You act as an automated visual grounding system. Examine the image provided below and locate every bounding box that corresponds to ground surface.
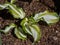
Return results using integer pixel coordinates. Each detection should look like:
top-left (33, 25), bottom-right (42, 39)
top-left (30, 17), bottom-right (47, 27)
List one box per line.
top-left (0, 0), bottom-right (60, 45)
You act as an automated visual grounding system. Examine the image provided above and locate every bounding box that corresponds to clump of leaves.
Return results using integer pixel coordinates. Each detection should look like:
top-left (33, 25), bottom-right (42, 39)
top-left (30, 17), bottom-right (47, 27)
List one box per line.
top-left (0, 0), bottom-right (59, 45)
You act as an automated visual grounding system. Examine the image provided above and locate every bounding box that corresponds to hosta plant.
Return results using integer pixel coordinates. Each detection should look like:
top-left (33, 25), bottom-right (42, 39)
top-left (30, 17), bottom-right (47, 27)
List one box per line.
top-left (0, 0), bottom-right (59, 45)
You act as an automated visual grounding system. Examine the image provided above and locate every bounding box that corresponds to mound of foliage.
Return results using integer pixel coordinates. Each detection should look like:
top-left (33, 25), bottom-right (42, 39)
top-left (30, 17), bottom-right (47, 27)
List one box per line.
top-left (0, 0), bottom-right (59, 45)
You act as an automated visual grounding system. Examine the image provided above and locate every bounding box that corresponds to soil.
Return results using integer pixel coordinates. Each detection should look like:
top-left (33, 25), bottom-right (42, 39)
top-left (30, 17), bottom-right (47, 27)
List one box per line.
top-left (0, 0), bottom-right (60, 45)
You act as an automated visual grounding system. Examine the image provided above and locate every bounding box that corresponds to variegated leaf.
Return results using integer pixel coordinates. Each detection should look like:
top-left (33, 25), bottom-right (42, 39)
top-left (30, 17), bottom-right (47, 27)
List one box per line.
top-left (33, 10), bottom-right (59, 24)
top-left (0, 23), bottom-right (15, 34)
top-left (14, 27), bottom-right (27, 40)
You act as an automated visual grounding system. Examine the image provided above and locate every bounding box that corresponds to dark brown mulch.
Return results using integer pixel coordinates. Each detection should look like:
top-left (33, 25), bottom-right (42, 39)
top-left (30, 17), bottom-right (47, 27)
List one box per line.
top-left (0, 0), bottom-right (60, 45)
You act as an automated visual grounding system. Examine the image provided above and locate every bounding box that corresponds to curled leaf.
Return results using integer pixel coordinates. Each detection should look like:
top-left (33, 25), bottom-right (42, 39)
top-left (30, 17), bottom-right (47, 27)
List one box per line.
top-left (42, 14), bottom-right (59, 24)
top-left (8, 3), bottom-right (25, 19)
top-left (14, 27), bottom-right (27, 40)
top-left (34, 10), bottom-right (59, 24)
top-left (0, 23), bottom-right (15, 34)
top-left (20, 18), bottom-right (32, 35)
top-left (0, 3), bottom-right (25, 19)
top-left (29, 24), bottom-right (41, 42)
